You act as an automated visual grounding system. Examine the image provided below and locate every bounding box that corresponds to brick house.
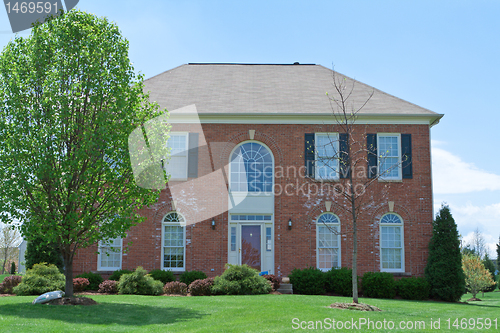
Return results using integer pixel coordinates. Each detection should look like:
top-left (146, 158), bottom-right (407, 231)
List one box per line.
top-left (73, 63), bottom-right (443, 279)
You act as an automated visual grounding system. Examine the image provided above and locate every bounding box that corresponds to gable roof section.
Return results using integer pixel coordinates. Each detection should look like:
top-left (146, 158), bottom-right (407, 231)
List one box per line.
top-left (144, 63), bottom-right (443, 124)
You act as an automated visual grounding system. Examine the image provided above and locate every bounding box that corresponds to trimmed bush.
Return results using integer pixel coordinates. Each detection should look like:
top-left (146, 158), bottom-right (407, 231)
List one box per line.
top-left (109, 269), bottom-right (133, 281)
top-left (362, 272), bottom-right (396, 299)
top-left (13, 263), bottom-right (65, 295)
top-left (325, 267), bottom-right (353, 296)
top-left (212, 264), bottom-right (272, 295)
top-left (396, 277), bottom-right (430, 300)
top-left (75, 272), bottom-right (103, 291)
top-left (117, 267), bottom-right (163, 295)
top-left (262, 274), bottom-right (280, 291)
top-left (188, 278), bottom-right (214, 296)
top-left (163, 281), bottom-right (187, 295)
top-left (180, 270), bottom-right (207, 286)
top-left (98, 280), bottom-right (118, 294)
top-left (1, 275), bottom-right (22, 294)
top-left (289, 267), bottom-right (325, 295)
top-left (149, 269), bottom-right (175, 284)
top-left (73, 278), bottom-right (90, 292)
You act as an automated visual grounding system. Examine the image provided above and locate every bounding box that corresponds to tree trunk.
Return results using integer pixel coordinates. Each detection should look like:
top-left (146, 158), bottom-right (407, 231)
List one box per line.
top-left (63, 252), bottom-right (74, 297)
top-left (352, 212), bottom-right (358, 303)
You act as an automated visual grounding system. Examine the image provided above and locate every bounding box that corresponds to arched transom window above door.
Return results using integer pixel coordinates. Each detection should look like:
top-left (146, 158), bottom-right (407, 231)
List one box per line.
top-left (230, 142), bottom-right (273, 192)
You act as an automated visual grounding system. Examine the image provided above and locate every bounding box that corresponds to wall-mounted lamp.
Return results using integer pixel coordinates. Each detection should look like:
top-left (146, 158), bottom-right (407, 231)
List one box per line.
top-left (288, 219), bottom-right (292, 230)
top-left (211, 218), bottom-right (216, 230)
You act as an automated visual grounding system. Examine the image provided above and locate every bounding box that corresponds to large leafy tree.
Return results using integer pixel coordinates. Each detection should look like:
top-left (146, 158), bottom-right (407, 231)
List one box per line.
top-left (0, 11), bottom-right (166, 296)
top-left (425, 204), bottom-right (465, 301)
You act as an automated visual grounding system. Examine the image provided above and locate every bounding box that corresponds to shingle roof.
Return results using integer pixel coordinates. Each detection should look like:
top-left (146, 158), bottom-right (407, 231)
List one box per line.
top-left (144, 63), bottom-right (439, 116)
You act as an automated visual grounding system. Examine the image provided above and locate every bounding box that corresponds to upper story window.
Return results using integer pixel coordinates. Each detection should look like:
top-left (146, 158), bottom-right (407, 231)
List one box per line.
top-left (317, 213), bottom-right (341, 271)
top-left (98, 237), bottom-right (122, 271)
top-left (378, 134), bottom-right (401, 180)
top-left (380, 213), bottom-right (404, 272)
top-left (315, 133), bottom-right (339, 180)
top-left (162, 212), bottom-right (186, 271)
top-left (164, 133), bottom-right (188, 180)
top-left (230, 142), bottom-right (273, 193)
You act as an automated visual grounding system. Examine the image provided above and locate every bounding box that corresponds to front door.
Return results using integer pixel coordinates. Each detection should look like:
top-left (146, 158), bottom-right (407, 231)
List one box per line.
top-left (241, 225), bottom-right (261, 271)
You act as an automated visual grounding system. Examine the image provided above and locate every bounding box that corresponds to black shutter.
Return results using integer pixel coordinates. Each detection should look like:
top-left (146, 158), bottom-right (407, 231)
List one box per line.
top-left (339, 133), bottom-right (350, 179)
top-left (304, 133), bottom-right (315, 178)
top-left (401, 134), bottom-right (412, 179)
top-left (187, 133), bottom-right (199, 178)
top-left (367, 134), bottom-right (377, 178)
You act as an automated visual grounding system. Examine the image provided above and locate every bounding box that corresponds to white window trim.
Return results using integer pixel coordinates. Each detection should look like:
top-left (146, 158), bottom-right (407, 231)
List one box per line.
top-left (228, 140), bottom-right (275, 194)
top-left (164, 132), bottom-right (189, 181)
top-left (97, 237), bottom-right (123, 271)
top-left (379, 213), bottom-right (405, 273)
top-left (316, 213), bottom-right (341, 271)
top-left (161, 212), bottom-right (186, 272)
top-left (314, 133), bottom-right (339, 181)
top-left (377, 133), bottom-right (402, 180)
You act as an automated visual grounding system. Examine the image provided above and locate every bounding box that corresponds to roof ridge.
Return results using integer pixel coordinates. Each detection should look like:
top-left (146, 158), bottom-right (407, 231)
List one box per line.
top-left (187, 62), bottom-right (316, 66)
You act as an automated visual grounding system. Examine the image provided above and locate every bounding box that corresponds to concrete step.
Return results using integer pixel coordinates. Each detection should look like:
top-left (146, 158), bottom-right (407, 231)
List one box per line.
top-left (277, 283), bottom-right (293, 294)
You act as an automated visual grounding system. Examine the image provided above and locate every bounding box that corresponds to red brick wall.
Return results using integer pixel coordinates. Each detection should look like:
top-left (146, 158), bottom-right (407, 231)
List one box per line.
top-left (73, 123), bottom-right (433, 279)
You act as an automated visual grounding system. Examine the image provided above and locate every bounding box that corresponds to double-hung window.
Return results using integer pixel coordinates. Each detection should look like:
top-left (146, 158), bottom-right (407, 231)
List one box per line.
top-left (377, 134), bottom-right (401, 180)
top-left (162, 212), bottom-right (186, 271)
top-left (317, 213), bottom-right (341, 270)
top-left (315, 133), bottom-right (339, 180)
top-left (165, 133), bottom-right (189, 180)
top-left (380, 213), bottom-right (404, 272)
top-left (98, 237), bottom-right (122, 271)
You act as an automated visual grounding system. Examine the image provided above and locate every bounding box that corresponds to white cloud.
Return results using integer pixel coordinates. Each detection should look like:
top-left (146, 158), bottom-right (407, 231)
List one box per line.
top-left (432, 143), bottom-right (500, 194)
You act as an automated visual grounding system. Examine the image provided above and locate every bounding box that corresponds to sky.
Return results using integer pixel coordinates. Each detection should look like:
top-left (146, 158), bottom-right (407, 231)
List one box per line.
top-left (1, 0), bottom-right (499, 256)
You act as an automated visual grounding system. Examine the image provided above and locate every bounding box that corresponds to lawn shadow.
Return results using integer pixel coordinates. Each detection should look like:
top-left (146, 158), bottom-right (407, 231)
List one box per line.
top-left (0, 300), bottom-right (206, 326)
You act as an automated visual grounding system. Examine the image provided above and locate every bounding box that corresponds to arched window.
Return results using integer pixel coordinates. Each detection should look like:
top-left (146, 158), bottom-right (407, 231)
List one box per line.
top-left (162, 212), bottom-right (186, 271)
top-left (380, 213), bottom-right (404, 272)
top-left (230, 142), bottom-right (273, 192)
top-left (317, 213), bottom-right (340, 270)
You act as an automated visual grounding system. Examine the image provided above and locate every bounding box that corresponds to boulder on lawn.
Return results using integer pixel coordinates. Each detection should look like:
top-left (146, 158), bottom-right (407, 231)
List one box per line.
top-left (32, 291), bottom-right (65, 304)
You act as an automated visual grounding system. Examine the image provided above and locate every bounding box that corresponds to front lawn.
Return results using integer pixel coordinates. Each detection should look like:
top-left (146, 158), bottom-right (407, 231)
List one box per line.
top-left (0, 292), bottom-right (498, 332)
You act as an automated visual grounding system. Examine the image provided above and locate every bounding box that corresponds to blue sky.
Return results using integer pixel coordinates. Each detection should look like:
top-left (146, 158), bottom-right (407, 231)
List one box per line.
top-left (1, 0), bottom-right (499, 255)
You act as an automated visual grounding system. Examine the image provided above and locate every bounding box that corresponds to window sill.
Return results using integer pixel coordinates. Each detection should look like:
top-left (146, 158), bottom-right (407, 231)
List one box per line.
top-left (378, 178), bottom-right (402, 183)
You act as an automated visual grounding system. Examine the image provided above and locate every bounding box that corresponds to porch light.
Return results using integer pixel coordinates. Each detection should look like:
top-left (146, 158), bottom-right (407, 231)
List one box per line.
top-left (288, 219), bottom-right (292, 230)
top-left (211, 218), bottom-right (216, 230)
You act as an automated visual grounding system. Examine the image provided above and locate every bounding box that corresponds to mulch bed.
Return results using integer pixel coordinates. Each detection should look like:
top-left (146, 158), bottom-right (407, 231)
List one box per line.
top-left (329, 302), bottom-right (382, 311)
top-left (466, 297), bottom-right (482, 302)
top-left (47, 297), bottom-right (98, 306)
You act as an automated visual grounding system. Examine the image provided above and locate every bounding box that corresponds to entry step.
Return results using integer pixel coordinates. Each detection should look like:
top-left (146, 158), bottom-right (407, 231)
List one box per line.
top-left (277, 283), bottom-right (293, 294)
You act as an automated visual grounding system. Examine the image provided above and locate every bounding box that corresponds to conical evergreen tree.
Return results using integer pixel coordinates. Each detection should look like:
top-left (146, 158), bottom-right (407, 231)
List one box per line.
top-left (425, 204), bottom-right (465, 301)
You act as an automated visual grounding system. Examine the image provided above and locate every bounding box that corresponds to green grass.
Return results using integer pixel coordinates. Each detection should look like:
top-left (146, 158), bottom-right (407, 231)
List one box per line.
top-left (0, 292), bottom-right (498, 332)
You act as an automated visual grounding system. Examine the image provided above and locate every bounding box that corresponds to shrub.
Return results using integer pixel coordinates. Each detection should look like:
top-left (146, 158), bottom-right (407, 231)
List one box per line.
top-left (10, 262), bottom-right (16, 274)
top-left (163, 281), bottom-right (187, 295)
top-left (25, 237), bottom-right (64, 271)
top-left (262, 274), bottom-right (280, 291)
top-left (180, 270), bottom-right (207, 286)
top-left (75, 272), bottom-right (103, 291)
top-left (1, 275), bottom-right (22, 294)
top-left (212, 264), bottom-right (272, 295)
top-left (289, 267), bottom-right (325, 295)
top-left (109, 269), bottom-right (133, 281)
top-left (188, 277), bottom-right (214, 296)
top-left (13, 263), bottom-right (65, 295)
top-left (396, 277), bottom-right (430, 300)
top-left (117, 267), bottom-right (163, 295)
top-left (0, 282), bottom-right (4, 293)
top-left (72, 278), bottom-right (90, 292)
top-left (325, 267), bottom-right (353, 296)
top-left (149, 269), bottom-right (175, 284)
top-left (425, 205), bottom-right (465, 302)
top-left (362, 272), bottom-right (396, 299)
top-left (98, 280), bottom-right (118, 294)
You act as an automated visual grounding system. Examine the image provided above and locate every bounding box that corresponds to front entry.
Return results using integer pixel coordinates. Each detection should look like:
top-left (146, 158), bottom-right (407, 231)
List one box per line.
top-left (227, 215), bottom-right (274, 274)
top-left (241, 225), bottom-right (261, 271)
